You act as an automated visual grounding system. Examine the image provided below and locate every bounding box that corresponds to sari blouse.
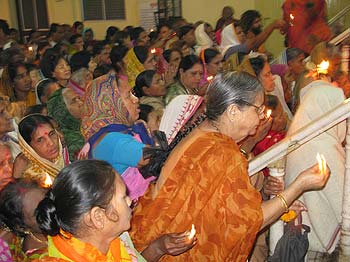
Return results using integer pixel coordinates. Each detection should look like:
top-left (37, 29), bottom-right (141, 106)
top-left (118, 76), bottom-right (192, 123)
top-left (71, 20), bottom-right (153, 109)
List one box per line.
top-left (131, 128), bottom-right (263, 261)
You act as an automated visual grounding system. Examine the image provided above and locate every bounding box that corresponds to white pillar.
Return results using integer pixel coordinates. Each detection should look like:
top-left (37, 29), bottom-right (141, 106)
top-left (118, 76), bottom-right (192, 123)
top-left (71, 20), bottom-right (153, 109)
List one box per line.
top-left (339, 117), bottom-right (350, 261)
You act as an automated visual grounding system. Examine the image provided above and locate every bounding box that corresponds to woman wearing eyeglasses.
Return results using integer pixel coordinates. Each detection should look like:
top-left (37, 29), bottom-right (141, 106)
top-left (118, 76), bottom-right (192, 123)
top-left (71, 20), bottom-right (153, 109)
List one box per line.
top-left (131, 72), bottom-right (329, 261)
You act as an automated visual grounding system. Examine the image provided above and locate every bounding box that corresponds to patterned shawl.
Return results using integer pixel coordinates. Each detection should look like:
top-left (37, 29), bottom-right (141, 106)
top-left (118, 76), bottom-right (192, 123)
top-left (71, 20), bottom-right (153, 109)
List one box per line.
top-left (18, 115), bottom-right (65, 185)
top-left (81, 73), bottom-right (133, 140)
top-left (47, 88), bottom-right (85, 162)
top-left (159, 95), bottom-right (203, 144)
top-left (125, 48), bottom-right (145, 88)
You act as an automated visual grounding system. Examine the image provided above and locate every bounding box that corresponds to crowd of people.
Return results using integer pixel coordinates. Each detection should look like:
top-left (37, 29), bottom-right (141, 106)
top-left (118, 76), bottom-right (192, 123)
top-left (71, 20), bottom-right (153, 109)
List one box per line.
top-left (0, 0), bottom-right (349, 261)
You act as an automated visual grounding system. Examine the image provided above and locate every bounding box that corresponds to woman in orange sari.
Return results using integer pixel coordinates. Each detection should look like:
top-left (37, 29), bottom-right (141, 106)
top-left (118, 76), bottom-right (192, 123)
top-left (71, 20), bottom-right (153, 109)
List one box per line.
top-left (131, 72), bottom-right (330, 261)
top-left (35, 160), bottom-right (196, 262)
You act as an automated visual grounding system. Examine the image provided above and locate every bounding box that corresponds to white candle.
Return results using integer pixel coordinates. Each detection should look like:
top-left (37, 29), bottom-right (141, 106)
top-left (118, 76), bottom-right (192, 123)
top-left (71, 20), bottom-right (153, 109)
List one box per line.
top-left (316, 153), bottom-right (327, 175)
top-left (188, 224), bottom-right (196, 239)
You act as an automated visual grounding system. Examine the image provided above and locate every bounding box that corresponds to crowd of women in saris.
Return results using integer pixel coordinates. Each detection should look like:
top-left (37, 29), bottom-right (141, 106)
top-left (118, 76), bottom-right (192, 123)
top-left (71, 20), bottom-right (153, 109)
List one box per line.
top-left (0, 0), bottom-right (349, 260)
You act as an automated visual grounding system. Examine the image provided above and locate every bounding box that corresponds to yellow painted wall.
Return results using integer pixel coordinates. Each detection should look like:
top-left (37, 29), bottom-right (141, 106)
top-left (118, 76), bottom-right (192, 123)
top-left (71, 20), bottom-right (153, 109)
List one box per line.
top-left (182, 0), bottom-right (255, 26)
top-left (254, 0), bottom-right (285, 59)
top-left (46, 0), bottom-right (139, 39)
top-left (0, 0), bottom-right (18, 28)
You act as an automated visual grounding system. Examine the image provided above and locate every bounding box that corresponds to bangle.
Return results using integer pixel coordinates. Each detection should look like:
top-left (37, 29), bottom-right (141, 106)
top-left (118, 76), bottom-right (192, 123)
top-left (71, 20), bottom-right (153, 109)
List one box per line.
top-left (240, 147), bottom-right (249, 159)
top-left (276, 194), bottom-right (289, 213)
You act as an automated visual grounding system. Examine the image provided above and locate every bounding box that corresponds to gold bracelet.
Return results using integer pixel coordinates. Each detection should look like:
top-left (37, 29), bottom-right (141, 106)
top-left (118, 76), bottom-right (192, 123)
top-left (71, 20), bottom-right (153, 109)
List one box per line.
top-left (239, 147), bottom-right (249, 159)
top-left (276, 194), bottom-right (289, 213)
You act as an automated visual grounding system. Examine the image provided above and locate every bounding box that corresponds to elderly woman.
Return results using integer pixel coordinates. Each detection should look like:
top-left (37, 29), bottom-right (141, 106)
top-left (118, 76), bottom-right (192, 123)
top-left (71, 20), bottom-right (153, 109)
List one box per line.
top-left (47, 88), bottom-right (84, 162)
top-left (165, 55), bottom-right (203, 105)
top-left (81, 73), bottom-right (155, 200)
top-left (131, 72), bottom-right (329, 261)
top-left (13, 114), bottom-right (68, 185)
top-left (35, 160), bottom-right (195, 261)
top-left (0, 179), bottom-right (47, 260)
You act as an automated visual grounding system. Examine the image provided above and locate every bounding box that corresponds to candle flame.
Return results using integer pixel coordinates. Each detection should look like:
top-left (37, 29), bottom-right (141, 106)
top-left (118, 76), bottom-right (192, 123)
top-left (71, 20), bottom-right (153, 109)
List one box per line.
top-left (207, 76), bottom-right (213, 81)
top-left (44, 174), bottom-right (53, 187)
top-left (151, 48), bottom-right (156, 54)
top-left (150, 28), bottom-right (154, 32)
top-left (290, 14), bottom-right (294, 20)
top-left (28, 46), bottom-right (33, 51)
top-left (188, 224), bottom-right (196, 239)
top-left (316, 60), bottom-right (329, 75)
top-left (266, 109), bottom-right (272, 119)
top-left (316, 153), bottom-right (327, 175)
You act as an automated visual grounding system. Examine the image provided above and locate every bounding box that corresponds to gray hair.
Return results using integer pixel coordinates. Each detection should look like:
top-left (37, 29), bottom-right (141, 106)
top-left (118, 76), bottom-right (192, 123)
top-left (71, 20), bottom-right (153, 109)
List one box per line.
top-left (70, 68), bottom-right (90, 87)
top-left (206, 71), bottom-right (263, 121)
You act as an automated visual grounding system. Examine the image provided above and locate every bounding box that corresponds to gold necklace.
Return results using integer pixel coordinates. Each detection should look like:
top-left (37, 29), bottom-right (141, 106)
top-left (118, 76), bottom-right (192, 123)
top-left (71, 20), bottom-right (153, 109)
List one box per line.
top-left (28, 232), bottom-right (47, 244)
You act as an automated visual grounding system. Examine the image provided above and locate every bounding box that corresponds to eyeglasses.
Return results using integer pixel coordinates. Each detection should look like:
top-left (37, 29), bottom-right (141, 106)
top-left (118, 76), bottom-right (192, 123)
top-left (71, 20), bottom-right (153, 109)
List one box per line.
top-left (239, 100), bottom-right (265, 115)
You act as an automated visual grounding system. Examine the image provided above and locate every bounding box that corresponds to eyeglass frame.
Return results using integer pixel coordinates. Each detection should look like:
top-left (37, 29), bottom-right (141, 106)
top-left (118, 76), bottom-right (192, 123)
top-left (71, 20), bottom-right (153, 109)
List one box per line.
top-left (238, 99), bottom-right (266, 115)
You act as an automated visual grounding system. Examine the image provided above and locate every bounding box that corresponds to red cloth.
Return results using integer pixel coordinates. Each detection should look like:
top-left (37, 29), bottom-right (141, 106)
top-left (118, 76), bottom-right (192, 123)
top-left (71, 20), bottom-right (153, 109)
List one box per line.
top-left (253, 130), bottom-right (286, 176)
top-left (283, 0), bottom-right (331, 54)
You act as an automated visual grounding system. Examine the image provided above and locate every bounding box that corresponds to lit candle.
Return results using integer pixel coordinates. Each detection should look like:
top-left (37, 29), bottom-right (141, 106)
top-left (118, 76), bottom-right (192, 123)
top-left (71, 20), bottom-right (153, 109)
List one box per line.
top-left (43, 174), bottom-right (53, 188)
top-left (28, 46), bottom-right (33, 52)
top-left (150, 28), bottom-right (154, 32)
top-left (188, 224), bottom-right (196, 239)
top-left (289, 14), bottom-right (294, 26)
top-left (206, 76), bottom-right (213, 82)
top-left (316, 60), bottom-right (329, 75)
top-left (151, 48), bottom-right (156, 54)
top-left (266, 109), bottom-right (272, 119)
top-left (316, 153), bottom-right (327, 175)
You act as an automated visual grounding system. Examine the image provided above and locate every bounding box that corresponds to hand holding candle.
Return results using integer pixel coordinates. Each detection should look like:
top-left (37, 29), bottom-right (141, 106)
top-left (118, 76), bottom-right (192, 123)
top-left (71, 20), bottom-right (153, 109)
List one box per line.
top-left (188, 224), bottom-right (196, 240)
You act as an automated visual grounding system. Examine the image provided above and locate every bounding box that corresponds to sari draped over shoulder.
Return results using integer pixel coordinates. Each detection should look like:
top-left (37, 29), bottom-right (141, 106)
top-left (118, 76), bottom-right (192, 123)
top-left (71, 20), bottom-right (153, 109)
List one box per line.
top-left (36, 232), bottom-right (145, 262)
top-left (125, 48), bottom-right (145, 88)
top-left (81, 73), bottom-right (154, 200)
top-left (131, 129), bottom-right (263, 261)
top-left (18, 116), bottom-right (66, 185)
top-left (47, 88), bottom-right (85, 162)
top-left (194, 23), bottom-right (213, 56)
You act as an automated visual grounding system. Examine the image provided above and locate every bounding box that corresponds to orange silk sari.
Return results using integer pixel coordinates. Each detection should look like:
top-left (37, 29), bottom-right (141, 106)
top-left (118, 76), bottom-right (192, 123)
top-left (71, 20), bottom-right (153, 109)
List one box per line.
top-left (131, 128), bottom-right (263, 261)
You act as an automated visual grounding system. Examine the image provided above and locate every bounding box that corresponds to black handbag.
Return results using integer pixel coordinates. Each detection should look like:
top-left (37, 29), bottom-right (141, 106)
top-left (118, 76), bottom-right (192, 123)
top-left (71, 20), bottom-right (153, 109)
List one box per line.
top-left (268, 218), bottom-right (311, 262)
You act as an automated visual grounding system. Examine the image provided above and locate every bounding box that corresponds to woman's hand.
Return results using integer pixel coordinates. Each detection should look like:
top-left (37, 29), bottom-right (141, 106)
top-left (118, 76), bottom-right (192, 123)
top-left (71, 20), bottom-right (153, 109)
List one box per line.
top-left (296, 163), bottom-right (330, 193)
top-left (156, 232), bottom-right (197, 256)
top-left (263, 176), bottom-right (284, 196)
top-left (141, 231), bottom-right (196, 262)
top-left (289, 200), bottom-right (307, 216)
top-left (163, 64), bottom-right (177, 87)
